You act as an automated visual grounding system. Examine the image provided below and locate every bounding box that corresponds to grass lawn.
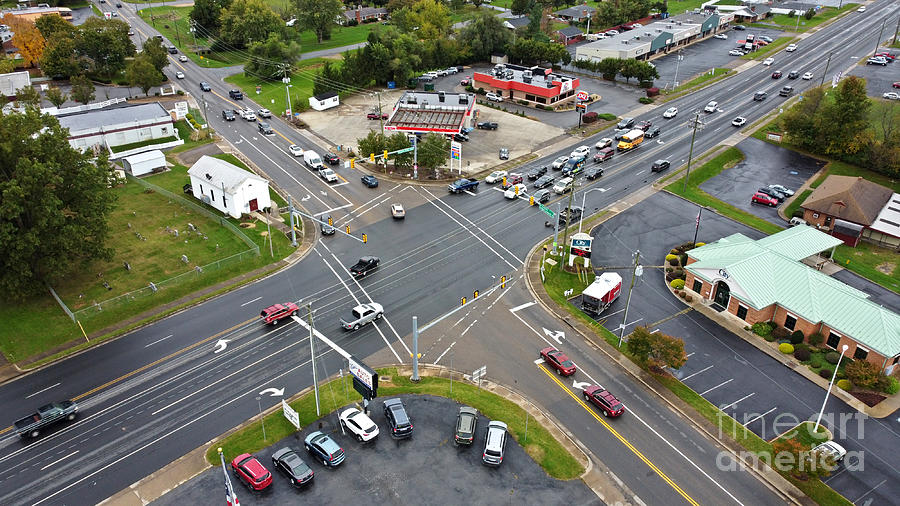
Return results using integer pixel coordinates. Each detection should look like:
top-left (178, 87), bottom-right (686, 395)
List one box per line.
top-left (205, 367), bottom-right (584, 480)
top-left (741, 36), bottom-right (794, 60)
top-left (833, 242), bottom-right (900, 293)
top-left (751, 4), bottom-right (857, 32)
top-left (225, 58), bottom-right (336, 117)
top-left (664, 68), bottom-right (733, 96)
top-left (664, 147), bottom-right (785, 235)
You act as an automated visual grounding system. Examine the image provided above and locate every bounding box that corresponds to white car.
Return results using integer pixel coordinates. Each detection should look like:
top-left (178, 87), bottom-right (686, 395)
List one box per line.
top-left (857, 6), bottom-right (865, 12)
top-left (553, 177), bottom-right (575, 194)
top-left (729, 49), bottom-right (745, 56)
top-left (503, 183), bottom-right (528, 199)
top-left (319, 168), bottom-right (338, 183)
top-left (257, 108), bottom-right (272, 118)
top-left (606, 29), bottom-right (619, 35)
top-left (714, 33), bottom-right (727, 39)
top-left (595, 138), bottom-right (613, 149)
top-left (551, 156), bottom-right (569, 169)
top-left (768, 184), bottom-right (795, 196)
top-left (732, 117), bottom-right (747, 127)
top-left (884, 92), bottom-right (900, 100)
top-left (813, 441), bottom-right (847, 463)
top-left (179, 55), bottom-right (188, 62)
top-left (704, 101), bottom-right (718, 113)
top-left (802, 72), bottom-right (813, 80)
top-left (390, 203), bottom-right (405, 219)
top-left (175, 71), bottom-right (185, 79)
top-left (663, 107), bottom-right (678, 118)
top-left (763, 58), bottom-right (774, 66)
top-left (339, 407), bottom-right (379, 442)
top-left (570, 145), bottom-right (590, 159)
top-left (785, 44), bottom-right (797, 52)
top-left (485, 92), bottom-right (503, 102)
top-left (485, 170), bottom-right (508, 184)
top-left (289, 144), bottom-right (304, 157)
top-left (240, 109), bottom-right (256, 121)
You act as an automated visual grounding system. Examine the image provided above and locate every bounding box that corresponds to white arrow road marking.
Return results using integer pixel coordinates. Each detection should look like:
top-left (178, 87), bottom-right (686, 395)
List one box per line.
top-left (214, 339), bottom-right (229, 353)
top-left (543, 328), bottom-right (565, 343)
top-left (572, 380), bottom-right (592, 390)
top-left (259, 387), bottom-right (285, 397)
top-left (301, 194), bottom-right (311, 202)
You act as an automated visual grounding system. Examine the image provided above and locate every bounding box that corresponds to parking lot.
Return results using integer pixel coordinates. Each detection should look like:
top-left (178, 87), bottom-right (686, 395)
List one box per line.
top-left (152, 395), bottom-right (596, 505)
top-left (699, 137), bottom-right (824, 223)
top-left (848, 51), bottom-right (899, 98)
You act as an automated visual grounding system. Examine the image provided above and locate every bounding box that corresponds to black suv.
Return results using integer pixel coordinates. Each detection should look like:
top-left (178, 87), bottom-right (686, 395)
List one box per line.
top-left (584, 166), bottom-right (604, 180)
top-left (477, 121), bottom-right (498, 130)
top-left (533, 174), bottom-right (555, 189)
top-left (222, 109), bottom-right (235, 121)
top-left (758, 187), bottom-right (787, 201)
top-left (558, 206), bottom-right (583, 226)
top-left (383, 398), bottom-right (413, 438)
top-left (454, 407), bottom-right (478, 445)
top-left (229, 89), bottom-right (244, 100)
top-left (651, 159), bottom-right (670, 172)
top-left (788, 70), bottom-right (800, 79)
top-left (753, 91), bottom-right (767, 101)
top-left (526, 166), bottom-right (547, 180)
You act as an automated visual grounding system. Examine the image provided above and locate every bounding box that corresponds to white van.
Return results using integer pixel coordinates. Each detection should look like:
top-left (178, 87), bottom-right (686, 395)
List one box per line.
top-left (303, 150), bottom-right (324, 170)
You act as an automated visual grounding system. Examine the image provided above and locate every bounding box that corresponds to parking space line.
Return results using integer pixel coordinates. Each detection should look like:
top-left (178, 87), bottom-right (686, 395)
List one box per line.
top-left (743, 407), bottom-right (777, 426)
top-left (699, 378), bottom-right (733, 396)
top-left (719, 393), bottom-right (755, 411)
top-left (681, 365), bottom-right (713, 382)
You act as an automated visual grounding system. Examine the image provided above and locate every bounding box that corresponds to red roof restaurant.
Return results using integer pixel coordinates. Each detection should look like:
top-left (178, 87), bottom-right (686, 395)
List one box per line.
top-left (472, 64), bottom-right (580, 107)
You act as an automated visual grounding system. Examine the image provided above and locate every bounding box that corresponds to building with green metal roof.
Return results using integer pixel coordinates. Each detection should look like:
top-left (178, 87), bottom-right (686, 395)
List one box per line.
top-left (684, 227), bottom-right (900, 373)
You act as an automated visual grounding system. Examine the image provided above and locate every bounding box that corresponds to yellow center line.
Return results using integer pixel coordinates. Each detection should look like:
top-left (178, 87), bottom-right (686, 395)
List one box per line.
top-left (537, 364), bottom-right (700, 506)
top-left (0, 317), bottom-right (257, 436)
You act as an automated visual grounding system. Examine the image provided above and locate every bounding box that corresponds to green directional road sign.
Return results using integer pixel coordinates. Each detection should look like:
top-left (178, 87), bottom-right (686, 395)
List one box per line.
top-left (393, 147), bottom-right (415, 155)
top-left (539, 204), bottom-right (555, 217)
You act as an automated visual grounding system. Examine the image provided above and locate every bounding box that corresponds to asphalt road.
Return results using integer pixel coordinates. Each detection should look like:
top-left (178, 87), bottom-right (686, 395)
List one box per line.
top-left (3, 1), bottom-right (900, 504)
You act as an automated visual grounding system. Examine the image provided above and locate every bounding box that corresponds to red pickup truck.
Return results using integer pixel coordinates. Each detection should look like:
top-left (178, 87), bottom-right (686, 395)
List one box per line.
top-left (260, 302), bottom-right (300, 325)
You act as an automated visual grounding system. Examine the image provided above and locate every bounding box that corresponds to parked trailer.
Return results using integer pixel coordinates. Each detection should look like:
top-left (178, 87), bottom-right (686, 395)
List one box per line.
top-left (581, 272), bottom-right (623, 315)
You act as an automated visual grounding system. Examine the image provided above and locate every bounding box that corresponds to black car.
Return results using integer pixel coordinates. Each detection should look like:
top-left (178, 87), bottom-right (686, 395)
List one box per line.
top-left (116, 2), bottom-right (122, 7)
top-left (200, 81), bottom-right (211, 92)
top-left (644, 125), bottom-right (661, 138)
top-left (453, 132), bottom-right (469, 142)
top-left (584, 166), bottom-right (604, 180)
top-left (758, 187), bottom-right (787, 201)
top-left (733, 24), bottom-right (746, 30)
top-left (350, 256), bottom-right (380, 278)
top-left (617, 117), bottom-right (635, 129)
top-left (558, 206), bottom-right (583, 226)
top-left (526, 166), bottom-right (547, 180)
top-left (323, 153), bottom-right (340, 165)
top-left (476, 121), bottom-right (498, 130)
top-left (319, 214), bottom-right (335, 235)
top-left (229, 89), bottom-right (243, 100)
top-left (272, 448), bottom-right (314, 488)
top-left (383, 398), bottom-right (413, 438)
top-left (651, 159), bottom-right (671, 172)
top-left (613, 128), bottom-right (630, 140)
top-left (534, 174), bottom-right (555, 189)
top-left (257, 122), bottom-right (273, 134)
top-left (361, 174), bottom-right (378, 188)
top-left (788, 70), bottom-right (800, 79)
top-left (753, 91), bottom-right (767, 101)
top-left (222, 109), bottom-right (235, 121)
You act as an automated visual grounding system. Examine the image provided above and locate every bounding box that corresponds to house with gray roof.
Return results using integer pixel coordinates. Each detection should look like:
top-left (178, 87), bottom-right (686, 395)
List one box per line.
top-left (341, 6), bottom-right (387, 25)
top-left (0, 70), bottom-right (30, 97)
top-left (684, 226), bottom-right (900, 373)
top-left (554, 4), bottom-right (596, 21)
top-left (57, 102), bottom-right (175, 153)
top-left (187, 155), bottom-right (271, 219)
top-left (504, 16), bottom-right (531, 30)
top-left (557, 26), bottom-right (584, 45)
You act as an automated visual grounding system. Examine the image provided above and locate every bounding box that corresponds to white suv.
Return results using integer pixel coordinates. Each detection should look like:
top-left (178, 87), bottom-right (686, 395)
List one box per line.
top-left (485, 92), bottom-right (503, 102)
top-left (485, 170), bottom-right (508, 184)
top-left (482, 421), bottom-right (508, 466)
top-left (339, 408), bottom-right (379, 442)
top-left (570, 145), bottom-right (590, 159)
top-left (785, 44), bottom-right (797, 52)
top-left (704, 101), bottom-right (718, 113)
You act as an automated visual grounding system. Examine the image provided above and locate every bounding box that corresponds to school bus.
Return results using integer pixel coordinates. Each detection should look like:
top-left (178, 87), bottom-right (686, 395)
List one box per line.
top-left (617, 129), bottom-right (644, 152)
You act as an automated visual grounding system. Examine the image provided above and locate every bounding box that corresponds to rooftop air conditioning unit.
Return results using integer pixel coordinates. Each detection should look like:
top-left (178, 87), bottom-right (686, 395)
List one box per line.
top-left (459, 95), bottom-right (469, 104)
top-left (438, 91), bottom-right (445, 102)
top-left (677, 21), bottom-right (682, 25)
top-left (645, 32), bottom-right (652, 36)
top-left (505, 71), bottom-right (514, 79)
top-left (656, 28), bottom-right (662, 32)
top-left (523, 70), bottom-right (532, 79)
top-left (523, 76), bottom-right (532, 83)
top-left (622, 40), bottom-right (628, 44)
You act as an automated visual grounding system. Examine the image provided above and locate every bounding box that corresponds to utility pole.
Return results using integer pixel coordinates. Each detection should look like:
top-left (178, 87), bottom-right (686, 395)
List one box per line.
top-left (552, 201), bottom-right (561, 255)
top-left (893, 14), bottom-right (900, 45)
top-left (148, 2), bottom-right (156, 29)
top-left (189, 19), bottom-right (198, 55)
top-left (172, 7), bottom-right (182, 46)
top-left (692, 206), bottom-right (702, 247)
top-left (618, 249), bottom-right (641, 347)
top-left (376, 92), bottom-right (384, 135)
top-left (874, 19), bottom-right (887, 56)
top-left (682, 111), bottom-right (702, 193)
top-left (411, 316), bottom-right (419, 382)
top-left (280, 64), bottom-right (292, 119)
top-left (412, 134), bottom-right (418, 180)
top-left (287, 193), bottom-right (298, 247)
top-left (819, 51), bottom-right (833, 88)
top-left (560, 176), bottom-right (578, 267)
top-left (308, 303), bottom-right (320, 416)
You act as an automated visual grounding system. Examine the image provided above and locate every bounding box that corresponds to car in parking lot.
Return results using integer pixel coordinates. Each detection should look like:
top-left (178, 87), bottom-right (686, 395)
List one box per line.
top-left (526, 166), bottom-right (547, 180)
top-left (339, 407), bottom-right (379, 442)
top-left (533, 174), bottom-right (555, 189)
top-left (732, 116), bottom-right (747, 127)
top-left (768, 184), bottom-right (794, 196)
top-left (763, 57), bottom-right (774, 66)
top-left (771, 71), bottom-right (782, 79)
top-left (894, 82), bottom-right (900, 88)
top-left (785, 43), bottom-right (797, 52)
top-left (813, 441), bottom-right (847, 463)
top-left (593, 147), bottom-right (614, 163)
top-left (229, 89), bottom-right (243, 100)
top-left (499, 147), bottom-right (509, 160)
top-left (272, 448), bottom-right (314, 488)
top-left (616, 117), bottom-right (635, 129)
top-left (867, 57), bottom-right (888, 66)
top-left (583, 385), bottom-right (626, 417)
top-left (459, 76), bottom-right (471, 86)
top-left (733, 24), bottom-right (746, 30)
top-left (758, 186), bottom-right (787, 201)
top-left (553, 177), bottom-right (575, 194)
top-left (175, 71), bottom-right (185, 79)
top-left (361, 174), bottom-right (379, 188)
top-left (482, 421), bottom-right (508, 466)
top-left (788, 70), bottom-right (800, 79)
top-left (453, 132), bottom-right (469, 142)
top-left (753, 91), bottom-right (767, 101)
top-left (714, 33), bottom-right (727, 39)
top-left (454, 407), bottom-right (478, 445)
top-left (504, 183), bottom-right (528, 199)
top-left (584, 166), bottom-right (604, 180)
top-left (231, 453), bottom-right (273, 491)
top-left (257, 122), bottom-right (273, 134)
top-left (532, 188), bottom-right (552, 203)
top-left (222, 109), bottom-right (235, 121)
top-left (875, 52), bottom-right (896, 60)
top-left (323, 152), bottom-right (340, 165)
top-left (884, 92), bottom-right (900, 100)
top-left (663, 107), bottom-right (678, 118)
top-left (540, 346), bottom-right (576, 375)
top-left (200, 81), bottom-right (211, 91)
top-left (485, 170), bottom-right (508, 184)
top-left (551, 156), bottom-right (569, 170)
top-left (570, 145), bottom-right (590, 159)
top-left (651, 159), bottom-right (670, 173)
top-left (802, 72), bottom-right (814, 79)
top-left (477, 121), bottom-right (498, 130)
top-left (485, 92), bottom-right (503, 102)
top-left (704, 101), bottom-right (718, 113)
top-left (729, 49), bottom-right (745, 56)
top-left (758, 35), bottom-right (773, 43)
top-left (383, 398), bottom-right (413, 438)
top-left (645, 125), bottom-right (661, 138)
top-left (751, 192), bottom-right (779, 206)
top-left (319, 214), bottom-right (335, 235)
top-left (366, 112), bottom-right (388, 120)
top-left (390, 203), bottom-right (405, 219)
top-left (304, 431), bottom-right (345, 467)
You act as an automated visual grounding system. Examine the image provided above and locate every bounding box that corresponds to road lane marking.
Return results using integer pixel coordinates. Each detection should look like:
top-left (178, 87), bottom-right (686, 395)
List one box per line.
top-left (537, 364), bottom-right (702, 506)
top-left (434, 342), bottom-right (456, 364)
top-left (143, 335), bottom-right (174, 348)
top-left (460, 319), bottom-right (477, 337)
top-left (509, 301), bottom-right (536, 313)
top-left (26, 383), bottom-right (61, 399)
top-left (40, 451), bottom-right (78, 471)
top-left (240, 296), bottom-right (263, 307)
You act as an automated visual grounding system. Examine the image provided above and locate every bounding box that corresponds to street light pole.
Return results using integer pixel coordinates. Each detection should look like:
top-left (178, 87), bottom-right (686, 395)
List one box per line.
top-left (673, 52), bottom-right (683, 88)
top-left (682, 111), bottom-right (702, 193)
top-left (819, 51), bottom-right (833, 88)
top-left (814, 345), bottom-right (849, 433)
top-left (618, 249), bottom-right (641, 347)
top-left (578, 188), bottom-right (603, 233)
top-left (307, 303), bottom-right (320, 417)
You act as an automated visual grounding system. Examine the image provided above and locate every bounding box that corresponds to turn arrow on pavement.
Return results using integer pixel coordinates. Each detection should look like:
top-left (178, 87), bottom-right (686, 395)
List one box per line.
top-left (259, 387), bottom-right (285, 397)
top-left (543, 328), bottom-right (565, 344)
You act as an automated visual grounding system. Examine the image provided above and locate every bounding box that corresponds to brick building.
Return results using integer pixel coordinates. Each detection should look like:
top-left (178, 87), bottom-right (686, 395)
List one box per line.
top-left (472, 64), bottom-right (579, 107)
top-left (683, 226), bottom-right (900, 373)
top-left (801, 175), bottom-right (899, 249)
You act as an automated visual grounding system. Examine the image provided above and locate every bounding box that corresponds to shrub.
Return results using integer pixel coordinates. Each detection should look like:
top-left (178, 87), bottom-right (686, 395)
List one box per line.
top-left (665, 254), bottom-right (677, 262)
top-left (670, 279), bottom-right (685, 289)
top-left (779, 343), bottom-right (794, 354)
top-left (845, 360), bottom-right (883, 390)
top-left (819, 367), bottom-right (834, 379)
top-left (518, 99), bottom-right (528, 105)
top-left (810, 357), bottom-right (823, 368)
top-left (185, 113), bottom-right (194, 121)
top-left (695, 242), bottom-right (705, 247)
top-left (772, 327), bottom-right (791, 340)
top-left (598, 113), bottom-right (616, 121)
top-left (679, 253), bottom-right (688, 266)
top-left (825, 351), bottom-right (841, 364)
top-left (751, 322), bottom-right (773, 337)
top-left (837, 379), bottom-right (852, 391)
top-left (477, 87), bottom-right (485, 95)
top-left (678, 291), bottom-right (686, 298)
top-left (639, 97), bottom-right (653, 104)
top-left (583, 111), bottom-right (598, 123)
top-left (792, 209), bottom-right (805, 218)
top-left (347, 19), bottom-right (358, 26)
top-left (884, 377), bottom-right (900, 395)
top-left (670, 248), bottom-right (679, 254)
top-left (645, 86), bottom-right (659, 96)
top-left (790, 330), bottom-right (805, 345)
top-left (668, 258), bottom-right (679, 266)
top-left (807, 332), bottom-right (824, 347)
top-left (665, 267), bottom-right (673, 272)
top-left (765, 334), bottom-right (777, 342)
top-left (794, 348), bottom-right (811, 361)
top-left (684, 295), bottom-right (692, 303)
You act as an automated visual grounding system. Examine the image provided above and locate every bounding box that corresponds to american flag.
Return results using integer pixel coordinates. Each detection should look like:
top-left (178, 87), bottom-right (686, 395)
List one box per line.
top-left (220, 451), bottom-right (240, 506)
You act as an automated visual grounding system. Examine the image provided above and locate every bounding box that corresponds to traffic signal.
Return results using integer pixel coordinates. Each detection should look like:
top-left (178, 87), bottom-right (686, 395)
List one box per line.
top-left (362, 233), bottom-right (368, 244)
top-left (473, 290), bottom-right (479, 299)
top-left (370, 153), bottom-right (375, 162)
top-left (328, 216), bottom-right (333, 226)
top-left (530, 196), bottom-right (535, 206)
top-left (515, 186), bottom-right (519, 196)
top-left (345, 225), bottom-right (350, 234)
top-left (350, 158), bottom-right (355, 169)
top-left (461, 297), bottom-right (466, 306)
top-left (501, 275), bottom-right (506, 289)
top-left (383, 150), bottom-right (388, 160)
top-left (501, 177), bottom-right (507, 187)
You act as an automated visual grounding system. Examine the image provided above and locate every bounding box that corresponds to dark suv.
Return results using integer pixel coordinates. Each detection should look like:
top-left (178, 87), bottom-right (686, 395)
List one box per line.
top-left (616, 117), bottom-right (635, 129)
top-left (229, 89), bottom-right (244, 100)
top-left (651, 159), bottom-right (670, 172)
top-left (222, 109), bottom-right (235, 121)
top-left (454, 407), bottom-right (478, 445)
top-left (383, 398), bottom-right (413, 438)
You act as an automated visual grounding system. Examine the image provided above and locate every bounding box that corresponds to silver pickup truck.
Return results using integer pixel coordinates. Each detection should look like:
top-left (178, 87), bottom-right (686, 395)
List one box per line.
top-left (340, 302), bottom-right (384, 331)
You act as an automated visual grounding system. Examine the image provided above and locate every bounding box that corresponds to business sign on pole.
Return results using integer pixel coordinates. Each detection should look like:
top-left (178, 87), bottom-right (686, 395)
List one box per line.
top-left (450, 141), bottom-right (461, 161)
top-left (348, 355), bottom-right (378, 399)
top-left (576, 91), bottom-right (589, 101)
top-left (282, 399), bottom-right (300, 429)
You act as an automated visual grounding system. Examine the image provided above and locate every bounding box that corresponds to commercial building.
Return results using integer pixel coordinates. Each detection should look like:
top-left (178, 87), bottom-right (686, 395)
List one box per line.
top-left (472, 64), bottom-right (580, 107)
top-left (382, 91), bottom-right (475, 135)
top-left (187, 155), bottom-right (271, 219)
top-left (0, 4), bottom-right (72, 23)
top-left (57, 102), bottom-right (175, 153)
top-left (684, 226), bottom-right (900, 373)
top-left (801, 175), bottom-right (900, 249)
top-left (575, 10), bottom-right (734, 62)
top-left (0, 70), bottom-right (29, 97)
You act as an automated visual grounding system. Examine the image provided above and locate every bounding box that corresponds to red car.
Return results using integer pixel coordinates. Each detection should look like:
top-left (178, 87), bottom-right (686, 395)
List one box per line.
top-left (231, 453), bottom-right (273, 491)
top-left (875, 52), bottom-right (896, 60)
top-left (636, 120), bottom-right (652, 131)
top-left (583, 386), bottom-right (625, 417)
top-left (260, 302), bottom-right (299, 325)
top-left (771, 71), bottom-right (782, 79)
top-left (751, 192), bottom-right (779, 207)
top-left (366, 112), bottom-right (388, 120)
top-left (893, 82), bottom-right (900, 89)
top-left (460, 77), bottom-right (471, 86)
top-left (540, 346), bottom-right (576, 376)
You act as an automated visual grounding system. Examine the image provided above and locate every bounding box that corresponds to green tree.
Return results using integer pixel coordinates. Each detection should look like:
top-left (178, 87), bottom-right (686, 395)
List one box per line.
top-left (357, 130), bottom-right (388, 164)
top-left (15, 85), bottom-right (42, 109)
top-left (35, 13), bottom-right (77, 40)
top-left (386, 132), bottom-right (414, 170)
top-left (219, 0), bottom-right (284, 49)
top-left (45, 86), bottom-right (67, 108)
top-left (126, 54), bottom-right (163, 96)
top-left (39, 37), bottom-right (81, 79)
top-left (312, 60), bottom-right (344, 96)
top-left (626, 326), bottom-right (687, 369)
top-left (818, 76), bottom-right (872, 156)
top-left (844, 360), bottom-right (884, 390)
top-left (459, 12), bottom-right (512, 62)
top-left (619, 58), bottom-right (644, 83)
top-left (0, 57), bottom-right (15, 74)
top-left (416, 133), bottom-right (449, 171)
top-left (510, 0), bottom-right (533, 16)
top-left (633, 61), bottom-right (659, 84)
top-left (77, 18), bottom-right (135, 79)
top-left (393, 0), bottom-right (451, 40)
top-left (597, 57), bottom-right (622, 80)
top-left (141, 36), bottom-right (169, 74)
top-left (780, 86), bottom-right (824, 150)
top-left (190, 0), bottom-right (231, 33)
top-left (804, 8), bottom-right (815, 20)
top-left (291, 0), bottom-right (342, 44)
top-left (246, 33), bottom-right (302, 79)
top-left (0, 109), bottom-right (117, 299)
top-left (70, 74), bottom-right (96, 105)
